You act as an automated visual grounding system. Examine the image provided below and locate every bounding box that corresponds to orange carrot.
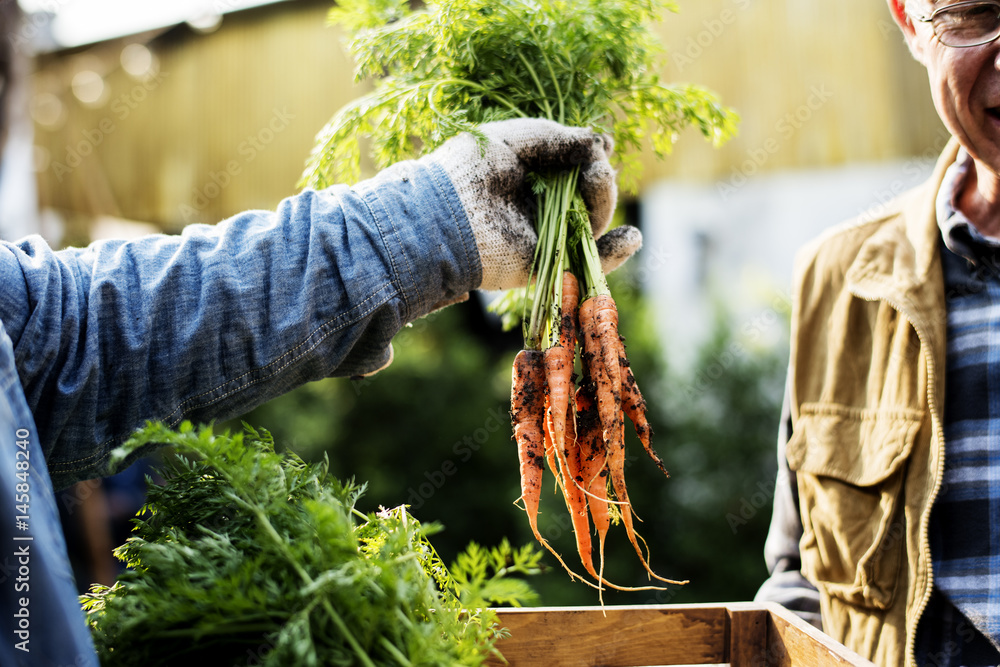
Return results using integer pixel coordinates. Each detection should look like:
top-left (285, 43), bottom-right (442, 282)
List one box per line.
top-left (544, 271), bottom-right (580, 488)
top-left (606, 418), bottom-right (687, 586)
top-left (542, 401), bottom-right (561, 488)
top-left (557, 271), bottom-right (579, 350)
top-left (573, 385), bottom-right (608, 579)
top-left (560, 393), bottom-right (598, 586)
top-left (576, 310), bottom-right (617, 562)
top-left (545, 272), bottom-right (603, 587)
top-left (544, 344), bottom-right (574, 475)
top-left (575, 383), bottom-right (667, 592)
top-left (578, 296), bottom-right (623, 463)
top-left (511, 349), bottom-right (546, 535)
top-left (577, 291), bottom-right (685, 590)
top-left (511, 349), bottom-right (591, 585)
top-left (515, 266), bottom-right (679, 592)
top-left (605, 420), bottom-right (641, 563)
top-left (574, 384), bottom-right (609, 510)
top-left (619, 345), bottom-right (669, 478)
top-left (584, 294), bottom-right (623, 411)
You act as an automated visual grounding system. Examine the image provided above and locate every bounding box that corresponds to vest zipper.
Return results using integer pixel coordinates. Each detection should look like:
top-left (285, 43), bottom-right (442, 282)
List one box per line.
top-left (846, 285), bottom-right (945, 667)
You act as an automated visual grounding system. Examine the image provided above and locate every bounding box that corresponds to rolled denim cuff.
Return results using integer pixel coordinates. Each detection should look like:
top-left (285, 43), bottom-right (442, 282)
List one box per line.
top-left (352, 160), bottom-right (483, 320)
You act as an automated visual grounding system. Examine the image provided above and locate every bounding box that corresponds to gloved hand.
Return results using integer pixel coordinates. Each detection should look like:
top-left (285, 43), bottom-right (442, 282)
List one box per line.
top-left (421, 118), bottom-right (642, 291)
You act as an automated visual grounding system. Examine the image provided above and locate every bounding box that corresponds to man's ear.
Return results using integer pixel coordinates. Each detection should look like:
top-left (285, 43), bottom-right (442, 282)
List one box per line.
top-left (888, 0), bottom-right (928, 64)
top-left (888, 0), bottom-right (909, 24)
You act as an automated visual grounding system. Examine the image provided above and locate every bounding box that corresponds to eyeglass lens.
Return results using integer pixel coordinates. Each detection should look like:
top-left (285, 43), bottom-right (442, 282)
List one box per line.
top-left (934, 2), bottom-right (1000, 47)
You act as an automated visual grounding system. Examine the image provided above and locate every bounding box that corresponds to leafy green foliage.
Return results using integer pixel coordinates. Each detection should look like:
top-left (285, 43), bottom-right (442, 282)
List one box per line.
top-left (651, 303), bottom-right (787, 604)
top-left (300, 0), bottom-right (738, 191)
top-left (81, 422), bottom-right (541, 666)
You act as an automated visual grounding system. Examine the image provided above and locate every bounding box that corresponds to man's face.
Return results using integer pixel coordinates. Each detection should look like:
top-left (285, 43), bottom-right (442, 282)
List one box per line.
top-left (902, 1), bottom-right (1000, 173)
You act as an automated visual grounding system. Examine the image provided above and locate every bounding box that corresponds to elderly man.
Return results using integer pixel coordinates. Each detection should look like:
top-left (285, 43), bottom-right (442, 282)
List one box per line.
top-left (757, 1), bottom-right (1000, 665)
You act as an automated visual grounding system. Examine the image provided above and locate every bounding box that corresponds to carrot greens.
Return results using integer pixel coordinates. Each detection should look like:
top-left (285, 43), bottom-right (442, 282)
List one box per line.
top-left (81, 422), bottom-right (540, 666)
top-left (300, 0), bottom-right (736, 340)
top-left (302, 0), bottom-right (736, 190)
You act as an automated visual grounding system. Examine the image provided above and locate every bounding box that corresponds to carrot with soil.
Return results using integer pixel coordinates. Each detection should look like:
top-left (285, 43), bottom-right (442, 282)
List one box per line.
top-left (545, 270), bottom-right (605, 590)
top-left (558, 389), bottom-right (598, 589)
top-left (584, 291), bottom-right (669, 479)
top-left (574, 383), bottom-right (610, 513)
top-left (578, 294), bottom-right (624, 470)
top-left (511, 349), bottom-right (587, 583)
top-left (543, 270), bottom-right (580, 494)
top-left (621, 345), bottom-right (669, 478)
top-left (511, 349), bottom-right (546, 534)
top-left (572, 211), bottom-right (687, 587)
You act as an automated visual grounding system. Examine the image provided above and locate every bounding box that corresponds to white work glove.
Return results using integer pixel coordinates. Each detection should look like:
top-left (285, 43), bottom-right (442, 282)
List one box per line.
top-left (421, 118), bottom-right (642, 291)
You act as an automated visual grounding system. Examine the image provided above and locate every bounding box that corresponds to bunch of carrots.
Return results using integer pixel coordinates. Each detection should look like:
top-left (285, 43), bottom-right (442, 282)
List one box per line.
top-left (298, 0), bottom-right (737, 598)
top-left (508, 177), bottom-right (685, 597)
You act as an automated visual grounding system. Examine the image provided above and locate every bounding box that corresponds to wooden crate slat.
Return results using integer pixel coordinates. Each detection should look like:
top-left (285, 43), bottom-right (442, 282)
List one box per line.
top-left (487, 603), bottom-right (877, 666)
top-left (488, 604), bottom-right (729, 666)
top-left (761, 602), bottom-right (874, 667)
top-left (726, 607), bottom-right (768, 667)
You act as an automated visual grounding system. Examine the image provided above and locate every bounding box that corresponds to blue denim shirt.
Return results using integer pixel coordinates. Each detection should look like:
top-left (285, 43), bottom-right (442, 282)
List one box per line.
top-left (0, 161), bottom-right (480, 665)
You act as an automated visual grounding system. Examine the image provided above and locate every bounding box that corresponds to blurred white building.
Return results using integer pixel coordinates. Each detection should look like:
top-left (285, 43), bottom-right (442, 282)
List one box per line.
top-left (640, 157), bottom-right (937, 371)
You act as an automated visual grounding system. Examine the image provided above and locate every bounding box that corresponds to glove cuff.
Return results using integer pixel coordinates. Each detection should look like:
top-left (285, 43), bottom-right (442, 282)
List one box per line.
top-left (422, 140), bottom-right (535, 291)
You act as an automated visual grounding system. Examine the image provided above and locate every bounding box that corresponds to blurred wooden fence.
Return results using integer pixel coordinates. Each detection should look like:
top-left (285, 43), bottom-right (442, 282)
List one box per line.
top-left (28, 0), bottom-right (943, 233)
top-left (31, 0), bottom-right (360, 231)
top-left (646, 0), bottom-right (944, 185)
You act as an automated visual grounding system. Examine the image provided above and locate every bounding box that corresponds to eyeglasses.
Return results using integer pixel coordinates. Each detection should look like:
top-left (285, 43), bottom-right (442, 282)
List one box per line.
top-left (911, 1), bottom-right (1000, 47)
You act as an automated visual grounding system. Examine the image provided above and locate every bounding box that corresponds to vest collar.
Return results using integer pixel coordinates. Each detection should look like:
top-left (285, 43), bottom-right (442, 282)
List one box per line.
top-left (844, 139), bottom-right (959, 354)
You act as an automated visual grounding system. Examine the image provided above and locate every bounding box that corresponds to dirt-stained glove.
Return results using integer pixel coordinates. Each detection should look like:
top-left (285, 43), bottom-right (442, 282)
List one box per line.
top-left (421, 118), bottom-right (642, 291)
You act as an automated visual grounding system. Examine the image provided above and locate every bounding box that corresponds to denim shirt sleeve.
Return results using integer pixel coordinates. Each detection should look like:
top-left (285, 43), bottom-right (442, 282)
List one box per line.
top-left (0, 161), bottom-right (482, 489)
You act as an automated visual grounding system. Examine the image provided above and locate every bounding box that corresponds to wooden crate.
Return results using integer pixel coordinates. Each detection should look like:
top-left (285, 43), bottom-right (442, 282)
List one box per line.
top-left (487, 602), bottom-right (874, 667)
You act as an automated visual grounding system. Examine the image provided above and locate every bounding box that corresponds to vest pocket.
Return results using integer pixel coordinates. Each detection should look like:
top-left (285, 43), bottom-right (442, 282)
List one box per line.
top-left (786, 402), bottom-right (922, 610)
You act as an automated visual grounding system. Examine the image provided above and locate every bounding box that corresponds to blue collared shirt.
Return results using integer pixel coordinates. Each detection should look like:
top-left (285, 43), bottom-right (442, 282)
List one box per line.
top-left (915, 150), bottom-right (1000, 665)
top-left (0, 160), bottom-right (480, 665)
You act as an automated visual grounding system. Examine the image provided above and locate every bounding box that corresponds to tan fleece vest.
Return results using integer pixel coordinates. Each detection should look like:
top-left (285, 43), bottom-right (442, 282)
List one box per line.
top-left (787, 141), bottom-right (960, 666)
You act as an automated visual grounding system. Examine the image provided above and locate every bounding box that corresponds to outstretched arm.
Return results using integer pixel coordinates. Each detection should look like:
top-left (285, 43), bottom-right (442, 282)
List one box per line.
top-left (1, 119), bottom-right (630, 490)
top-left (1, 163), bottom-right (478, 488)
